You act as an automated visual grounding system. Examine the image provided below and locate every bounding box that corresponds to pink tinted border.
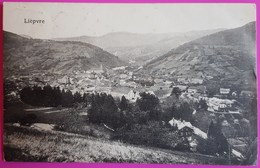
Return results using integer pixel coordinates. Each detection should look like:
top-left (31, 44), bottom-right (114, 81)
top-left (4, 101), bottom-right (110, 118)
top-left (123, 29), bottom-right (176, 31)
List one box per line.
top-left (0, 0), bottom-right (258, 167)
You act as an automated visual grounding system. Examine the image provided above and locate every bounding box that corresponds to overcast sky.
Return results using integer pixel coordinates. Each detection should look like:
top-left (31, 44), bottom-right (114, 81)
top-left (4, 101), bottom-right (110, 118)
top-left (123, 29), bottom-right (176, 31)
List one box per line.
top-left (4, 2), bottom-right (256, 39)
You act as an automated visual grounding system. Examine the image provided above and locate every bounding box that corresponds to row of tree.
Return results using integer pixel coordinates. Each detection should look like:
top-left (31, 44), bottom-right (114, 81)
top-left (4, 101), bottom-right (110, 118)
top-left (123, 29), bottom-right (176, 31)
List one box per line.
top-left (20, 85), bottom-right (87, 107)
top-left (20, 85), bottom-right (196, 128)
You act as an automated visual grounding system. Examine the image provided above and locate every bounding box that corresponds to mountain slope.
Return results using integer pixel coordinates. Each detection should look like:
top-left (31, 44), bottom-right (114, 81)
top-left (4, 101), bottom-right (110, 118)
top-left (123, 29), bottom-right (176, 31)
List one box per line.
top-left (54, 29), bottom-right (225, 64)
top-left (144, 22), bottom-right (256, 81)
top-left (4, 31), bottom-right (125, 76)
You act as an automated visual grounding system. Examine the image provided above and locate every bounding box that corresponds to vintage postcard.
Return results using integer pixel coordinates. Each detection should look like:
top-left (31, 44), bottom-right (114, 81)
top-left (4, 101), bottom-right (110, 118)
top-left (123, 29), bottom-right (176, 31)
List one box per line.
top-left (3, 2), bottom-right (257, 165)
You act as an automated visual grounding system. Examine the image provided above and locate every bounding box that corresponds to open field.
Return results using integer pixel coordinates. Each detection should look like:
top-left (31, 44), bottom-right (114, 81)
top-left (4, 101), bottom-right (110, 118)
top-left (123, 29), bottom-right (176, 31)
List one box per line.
top-left (4, 124), bottom-right (228, 164)
top-left (4, 103), bottom-right (114, 139)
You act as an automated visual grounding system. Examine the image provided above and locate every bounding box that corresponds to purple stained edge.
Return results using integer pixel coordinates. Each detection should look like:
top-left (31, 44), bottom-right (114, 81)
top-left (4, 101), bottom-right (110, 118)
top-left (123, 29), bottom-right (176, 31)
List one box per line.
top-left (0, 0), bottom-right (258, 168)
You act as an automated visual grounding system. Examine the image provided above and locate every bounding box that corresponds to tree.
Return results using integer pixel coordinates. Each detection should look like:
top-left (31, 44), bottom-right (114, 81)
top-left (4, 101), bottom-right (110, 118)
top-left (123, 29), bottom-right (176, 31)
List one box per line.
top-left (73, 91), bottom-right (82, 104)
top-left (178, 102), bottom-right (193, 122)
top-left (119, 96), bottom-right (128, 111)
top-left (216, 133), bottom-right (229, 155)
top-left (87, 93), bottom-right (125, 129)
top-left (171, 87), bottom-right (182, 98)
top-left (82, 93), bottom-right (88, 106)
top-left (207, 120), bottom-right (222, 139)
top-left (53, 87), bottom-right (62, 106)
top-left (20, 85), bottom-right (86, 107)
top-left (162, 104), bottom-right (178, 122)
top-left (136, 92), bottom-right (161, 120)
top-left (20, 87), bottom-right (33, 105)
top-left (198, 98), bottom-right (208, 110)
top-left (101, 95), bottom-right (119, 126)
top-left (248, 98), bottom-right (257, 140)
top-left (206, 120), bottom-right (229, 156)
top-left (32, 85), bottom-right (43, 106)
top-left (88, 97), bottom-right (102, 123)
top-left (61, 90), bottom-right (74, 107)
top-left (206, 83), bottom-right (220, 98)
top-left (42, 85), bottom-right (53, 106)
top-left (102, 95), bottom-right (118, 114)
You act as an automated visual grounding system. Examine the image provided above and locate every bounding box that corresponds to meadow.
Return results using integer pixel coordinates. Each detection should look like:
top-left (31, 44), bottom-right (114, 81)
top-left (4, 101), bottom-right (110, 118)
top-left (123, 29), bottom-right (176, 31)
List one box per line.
top-left (4, 124), bottom-right (228, 164)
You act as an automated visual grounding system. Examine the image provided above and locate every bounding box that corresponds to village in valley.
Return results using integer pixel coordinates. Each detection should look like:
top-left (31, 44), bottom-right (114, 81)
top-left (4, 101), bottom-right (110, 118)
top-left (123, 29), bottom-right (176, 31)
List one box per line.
top-left (4, 60), bottom-right (256, 162)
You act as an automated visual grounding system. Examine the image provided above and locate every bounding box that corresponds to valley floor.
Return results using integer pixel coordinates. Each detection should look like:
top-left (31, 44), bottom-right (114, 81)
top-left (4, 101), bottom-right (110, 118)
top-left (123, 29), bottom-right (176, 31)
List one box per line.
top-left (4, 124), bottom-right (228, 164)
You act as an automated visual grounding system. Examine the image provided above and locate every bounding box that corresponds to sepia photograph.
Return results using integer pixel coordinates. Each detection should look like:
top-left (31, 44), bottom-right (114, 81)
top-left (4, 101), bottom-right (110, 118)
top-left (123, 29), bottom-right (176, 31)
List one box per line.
top-left (3, 2), bottom-right (257, 165)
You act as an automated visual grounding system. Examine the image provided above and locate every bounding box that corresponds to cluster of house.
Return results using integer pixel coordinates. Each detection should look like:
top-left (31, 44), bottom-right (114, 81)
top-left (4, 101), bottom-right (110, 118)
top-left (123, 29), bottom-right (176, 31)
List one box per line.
top-left (42, 65), bottom-right (174, 101)
top-left (177, 77), bottom-right (203, 85)
top-left (45, 65), bottom-right (133, 94)
top-left (173, 74), bottom-right (255, 114)
top-left (168, 117), bottom-right (244, 159)
top-left (207, 97), bottom-right (236, 113)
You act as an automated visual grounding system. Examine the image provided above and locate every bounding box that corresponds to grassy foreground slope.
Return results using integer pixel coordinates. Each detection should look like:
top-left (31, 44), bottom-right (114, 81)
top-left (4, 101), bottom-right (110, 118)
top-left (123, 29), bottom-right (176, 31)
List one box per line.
top-left (4, 125), bottom-right (228, 164)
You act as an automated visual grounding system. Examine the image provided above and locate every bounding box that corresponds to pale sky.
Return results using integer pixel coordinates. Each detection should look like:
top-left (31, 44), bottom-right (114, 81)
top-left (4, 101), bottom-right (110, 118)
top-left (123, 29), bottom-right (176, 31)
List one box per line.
top-left (3, 2), bottom-right (256, 39)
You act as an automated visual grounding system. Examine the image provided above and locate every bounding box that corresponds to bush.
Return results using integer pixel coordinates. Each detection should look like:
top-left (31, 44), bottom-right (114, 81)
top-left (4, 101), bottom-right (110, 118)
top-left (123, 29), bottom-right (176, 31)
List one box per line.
top-left (112, 121), bottom-right (179, 150)
top-left (20, 113), bottom-right (38, 126)
top-left (174, 137), bottom-right (191, 152)
top-left (197, 138), bottom-right (218, 156)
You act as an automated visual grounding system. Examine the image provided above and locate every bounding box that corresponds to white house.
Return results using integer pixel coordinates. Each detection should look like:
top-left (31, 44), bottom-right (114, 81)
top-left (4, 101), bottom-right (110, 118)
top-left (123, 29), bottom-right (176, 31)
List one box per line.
top-left (169, 118), bottom-right (207, 139)
top-left (58, 76), bottom-right (71, 84)
top-left (112, 66), bottom-right (127, 71)
top-left (92, 64), bottom-right (104, 74)
top-left (190, 78), bottom-right (203, 84)
top-left (119, 74), bottom-right (128, 79)
top-left (188, 87), bottom-right (198, 94)
top-left (176, 85), bottom-right (188, 91)
top-left (127, 90), bottom-right (140, 102)
top-left (119, 79), bottom-right (127, 86)
top-left (127, 81), bottom-right (137, 88)
top-left (154, 78), bottom-right (164, 84)
top-left (177, 77), bottom-right (188, 84)
top-left (220, 88), bottom-right (230, 95)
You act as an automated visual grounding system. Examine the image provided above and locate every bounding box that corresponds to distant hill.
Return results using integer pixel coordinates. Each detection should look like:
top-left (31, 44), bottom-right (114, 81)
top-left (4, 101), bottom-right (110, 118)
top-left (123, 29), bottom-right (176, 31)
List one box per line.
top-left (144, 22), bottom-right (256, 84)
top-left (54, 29), bottom-right (225, 65)
top-left (4, 31), bottom-right (125, 76)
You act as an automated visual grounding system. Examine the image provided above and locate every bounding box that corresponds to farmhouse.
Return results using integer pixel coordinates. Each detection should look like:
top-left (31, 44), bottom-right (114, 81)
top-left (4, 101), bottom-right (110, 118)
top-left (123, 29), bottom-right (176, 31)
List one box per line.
top-left (178, 126), bottom-right (194, 138)
top-left (128, 90), bottom-right (140, 101)
top-left (176, 85), bottom-right (188, 91)
top-left (220, 88), bottom-right (230, 95)
top-left (188, 86), bottom-right (197, 94)
top-left (190, 78), bottom-right (203, 84)
top-left (240, 90), bottom-right (254, 97)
